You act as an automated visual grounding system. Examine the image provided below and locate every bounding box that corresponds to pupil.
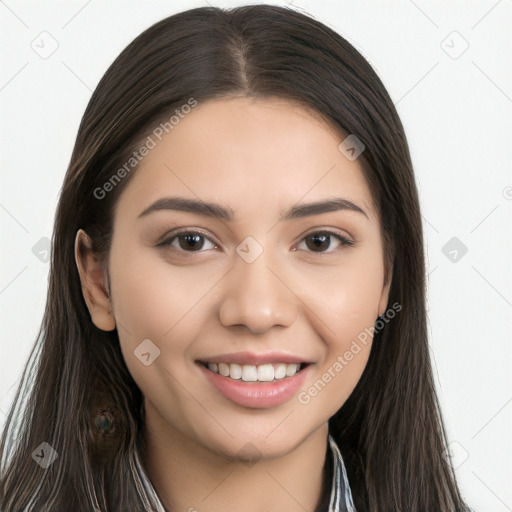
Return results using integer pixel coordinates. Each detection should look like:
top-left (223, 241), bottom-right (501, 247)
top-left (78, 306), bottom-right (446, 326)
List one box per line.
top-left (180, 234), bottom-right (203, 251)
top-left (307, 233), bottom-right (330, 251)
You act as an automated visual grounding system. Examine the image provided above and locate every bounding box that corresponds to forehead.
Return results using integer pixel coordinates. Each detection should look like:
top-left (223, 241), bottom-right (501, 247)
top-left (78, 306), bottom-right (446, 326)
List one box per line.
top-left (114, 96), bottom-right (377, 224)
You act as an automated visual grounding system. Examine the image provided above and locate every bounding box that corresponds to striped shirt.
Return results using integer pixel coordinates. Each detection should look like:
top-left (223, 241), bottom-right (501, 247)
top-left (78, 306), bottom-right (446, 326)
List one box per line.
top-left (327, 434), bottom-right (356, 512)
top-left (139, 434), bottom-right (356, 512)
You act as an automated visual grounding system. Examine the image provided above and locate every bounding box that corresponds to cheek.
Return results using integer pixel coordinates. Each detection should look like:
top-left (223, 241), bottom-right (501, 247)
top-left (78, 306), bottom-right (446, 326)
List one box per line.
top-left (298, 248), bottom-right (384, 345)
top-left (107, 247), bottom-right (219, 395)
top-left (294, 251), bottom-right (384, 412)
top-left (109, 244), bottom-right (215, 342)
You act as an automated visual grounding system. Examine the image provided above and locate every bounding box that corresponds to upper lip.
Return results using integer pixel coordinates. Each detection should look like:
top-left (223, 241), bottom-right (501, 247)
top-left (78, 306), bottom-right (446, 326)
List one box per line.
top-left (197, 351), bottom-right (312, 365)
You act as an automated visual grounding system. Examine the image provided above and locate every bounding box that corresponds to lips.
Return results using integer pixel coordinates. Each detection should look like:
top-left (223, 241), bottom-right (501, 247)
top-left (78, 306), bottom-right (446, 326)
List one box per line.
top-left (197, 360), bottom-right (312, 408)
top-left (195, 351), bottom-right (313, 408)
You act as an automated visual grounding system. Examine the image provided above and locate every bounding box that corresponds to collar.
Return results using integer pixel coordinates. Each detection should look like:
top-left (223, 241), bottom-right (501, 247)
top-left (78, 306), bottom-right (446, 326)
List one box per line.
top-left (138, 434), bottom-right (356, 512)
top-left (327, 434), bottom-right (356, 512)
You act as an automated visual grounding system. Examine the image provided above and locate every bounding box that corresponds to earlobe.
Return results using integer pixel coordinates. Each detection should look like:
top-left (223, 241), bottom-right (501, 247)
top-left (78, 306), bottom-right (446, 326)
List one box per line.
top-left (74, 229), bottom-right (116, 332)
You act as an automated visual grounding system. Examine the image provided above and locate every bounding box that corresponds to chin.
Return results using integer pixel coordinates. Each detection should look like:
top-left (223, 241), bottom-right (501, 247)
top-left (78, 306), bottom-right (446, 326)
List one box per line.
top-left (197, 423), bottom-right (315, 463)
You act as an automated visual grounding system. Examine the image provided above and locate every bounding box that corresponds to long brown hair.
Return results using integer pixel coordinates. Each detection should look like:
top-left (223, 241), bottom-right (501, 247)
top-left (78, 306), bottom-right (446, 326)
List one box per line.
top-left (0, 5), bottom-right (469, 511)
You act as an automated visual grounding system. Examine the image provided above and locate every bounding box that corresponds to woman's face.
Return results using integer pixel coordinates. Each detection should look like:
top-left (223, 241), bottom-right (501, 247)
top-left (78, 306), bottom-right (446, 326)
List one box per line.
top-left (90, 97), bottom-right (391, 459)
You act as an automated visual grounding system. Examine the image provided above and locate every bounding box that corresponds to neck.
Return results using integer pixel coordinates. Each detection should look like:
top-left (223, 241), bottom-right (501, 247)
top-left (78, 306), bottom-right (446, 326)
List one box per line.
top-left (142, 401), bottom-right (331, 512)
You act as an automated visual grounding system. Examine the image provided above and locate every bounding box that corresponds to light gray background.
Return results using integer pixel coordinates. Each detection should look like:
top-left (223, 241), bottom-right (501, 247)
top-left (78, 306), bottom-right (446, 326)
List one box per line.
top-left (1, 1), bottom-right (511, 510)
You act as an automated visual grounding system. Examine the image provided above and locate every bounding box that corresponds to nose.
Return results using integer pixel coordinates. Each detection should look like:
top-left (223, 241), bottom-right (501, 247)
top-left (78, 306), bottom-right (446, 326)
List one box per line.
top-left (218, 249), bottom-right (298, 334)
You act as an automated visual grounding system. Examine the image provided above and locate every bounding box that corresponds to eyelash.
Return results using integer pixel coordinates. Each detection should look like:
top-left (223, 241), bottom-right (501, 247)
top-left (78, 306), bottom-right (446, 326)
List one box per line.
top-left (155, 228), bottom-right (355, 255)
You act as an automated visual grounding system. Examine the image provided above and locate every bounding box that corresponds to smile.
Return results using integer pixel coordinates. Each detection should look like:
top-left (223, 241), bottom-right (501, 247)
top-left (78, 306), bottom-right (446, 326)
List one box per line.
top-left (199, 361), bottom-right (309, 382)
top-left (197, 359), bottom-right (312, 408)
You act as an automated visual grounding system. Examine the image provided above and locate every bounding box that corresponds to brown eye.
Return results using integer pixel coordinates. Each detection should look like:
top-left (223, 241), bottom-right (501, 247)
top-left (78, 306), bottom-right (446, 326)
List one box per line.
top-left (299, 230), bottom-right (354, 253)
top-left (177, 233), bottom-right (206, 251)
top-left (157, 230), bottom-right (217, 253)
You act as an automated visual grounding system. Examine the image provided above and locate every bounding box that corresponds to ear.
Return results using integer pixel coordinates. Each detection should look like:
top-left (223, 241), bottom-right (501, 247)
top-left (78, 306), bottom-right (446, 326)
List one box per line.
top-left (74, 229), bottom-right (116, 331)
top-left (377, 266), bottom-right (393, 317)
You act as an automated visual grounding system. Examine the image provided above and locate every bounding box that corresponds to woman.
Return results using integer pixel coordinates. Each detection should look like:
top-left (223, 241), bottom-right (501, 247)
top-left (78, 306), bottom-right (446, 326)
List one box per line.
top-left (0, 4), bottom-right (471, 511)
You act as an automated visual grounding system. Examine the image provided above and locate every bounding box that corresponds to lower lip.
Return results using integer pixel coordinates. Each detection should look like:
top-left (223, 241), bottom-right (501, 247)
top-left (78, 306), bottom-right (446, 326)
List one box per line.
top-left (197, 363), bottom-right (311, 409)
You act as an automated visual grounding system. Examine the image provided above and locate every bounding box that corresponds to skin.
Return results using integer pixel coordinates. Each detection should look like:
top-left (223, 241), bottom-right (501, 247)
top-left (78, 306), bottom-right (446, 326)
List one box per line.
top-left (75, 97), bottom-right (392, 512)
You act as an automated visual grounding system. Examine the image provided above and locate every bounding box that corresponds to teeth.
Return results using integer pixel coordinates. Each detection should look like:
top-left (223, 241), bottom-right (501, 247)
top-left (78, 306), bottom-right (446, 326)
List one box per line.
top-left (218, 363), bottom-right (230, 377)
top-left (286, 364), bottom-right (298, 377)
top-left (204, 362), bottom-right (302, 381)
top-left (242, 365), bottom-right (258, 382)
top-left (229, 363), bottom-right (242, 380)
top-left (257, 364), bottom-right (274, 382)
top-left (274, 364), bottom-right (287, 379)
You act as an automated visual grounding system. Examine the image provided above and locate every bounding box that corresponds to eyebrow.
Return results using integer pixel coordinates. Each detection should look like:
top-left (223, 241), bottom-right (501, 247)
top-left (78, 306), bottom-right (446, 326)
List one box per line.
top-left (137, 196), bottom-right (369, 222)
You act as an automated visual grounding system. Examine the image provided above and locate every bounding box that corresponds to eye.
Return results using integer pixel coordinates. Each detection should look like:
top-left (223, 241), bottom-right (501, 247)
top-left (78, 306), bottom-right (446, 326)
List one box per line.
top-left (295, 230), bottom-right (354, 253)
top-left (156, 229), bottom-right (217, 253)
top-left (156, 228), bottom-right (354, 255)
